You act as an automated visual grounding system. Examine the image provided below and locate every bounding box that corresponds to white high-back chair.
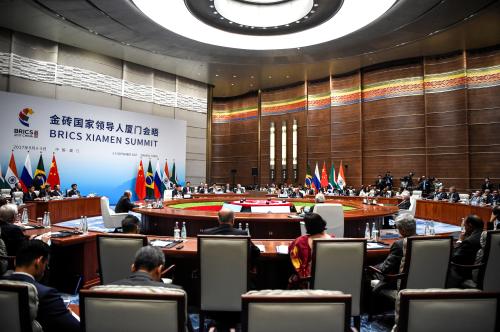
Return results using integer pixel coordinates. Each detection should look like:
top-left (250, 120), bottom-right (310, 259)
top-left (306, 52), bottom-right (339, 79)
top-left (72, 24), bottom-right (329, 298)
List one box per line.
top-left (0, 188), bottom-right (10, 197)
top-left (394, 289), bottom-right (499, 332)
top-left (81, 286), bottom-right (189, 332)
top-left (163, 189), bottom-right (172, 200)
top-left (312, 203), bottom-right (345, 237)
top-left (100, 196), bottom-right (128, 229)
top-left (459, 193), bottom-right (470, 203)
top-left (411, 190), bottom-right (422, 198)
top-left (480, 230), bottom-right (500, 292)
top-left (407, 196), bottom-right (417, 217)
top-left (0, 280), bottom-right (43, 332)
top-left (242, 290), bottom-right (352, 332)
top-left (312, 239), bottom-right (366, 330)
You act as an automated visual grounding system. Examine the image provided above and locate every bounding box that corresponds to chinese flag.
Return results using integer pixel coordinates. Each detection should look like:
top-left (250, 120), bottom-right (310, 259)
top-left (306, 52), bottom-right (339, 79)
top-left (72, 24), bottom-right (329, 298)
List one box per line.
top-left (135, 160), bottom-right (146, 201)
top-left (320, 161), bottom-right (329, 189)
top-left (46, 153), bottom-right (60, 187)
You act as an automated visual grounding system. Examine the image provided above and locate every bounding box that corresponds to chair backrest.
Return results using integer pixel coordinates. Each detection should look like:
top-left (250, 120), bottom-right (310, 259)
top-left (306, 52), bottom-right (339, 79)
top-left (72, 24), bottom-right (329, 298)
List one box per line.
top-left (100, 196), bottom-right (112, 217)
top-left (198, 235), bottom-right (249, 311)
top-left (81, 285), bottom-right (187, 332)
top-left (97, 234), bottom-right (148, 284)
top-left (395, 289), bottom-right (499, 332)
top-left (401, 236), bottom-right (452, 290)
top-left (0, 188), bottom-right (10, 196)
top-left (459, 193), bottom-right (470, 202)
top-left (242, 289), bottom-right (351, 332)
top-left (407, 197), bottom-right (417, 217)
top-left (479, 230), bottom-right (500, 292)
top-left (164, 190), bottom-right (172, 200)
top-left (312, 203), bottom-right (345, 237)
top-left (311, 239), bottom-right (366, 316)
top-left (0, 280), bottom-right (42, 332)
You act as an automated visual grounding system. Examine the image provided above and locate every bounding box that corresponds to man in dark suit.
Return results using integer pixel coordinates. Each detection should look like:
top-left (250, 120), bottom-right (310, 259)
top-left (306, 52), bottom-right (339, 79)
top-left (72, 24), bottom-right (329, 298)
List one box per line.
top-left (109, 246), bottom-right (182, 289)
top-left (0, 204), bottom-right (27, 256)
top-left (481, 177), bottom-right (495, 191)
top-left (372, 214), bottom-right (416, 293)
top-left (448, 214), bottom-right (484, 287)
top-left (432, 187), bottom-right (448, 201)
top-left (1, 240), bottom-right (80, 332)
top-left (67, 183), bottom-right (80, 197)
top-left (447, 186), bottom-right (460, 203)
top-left (115, 190), bottom-right (138, 213)
top-left (290, 187), bottom-right (304, 198)
top-left (182, 181), bottom-right (193, 195)
top-left (23, 185), bottom-right (39, 201)
top-left (50, 184), bottom-right (63, 197)
top-left (171, 184), bottom-right (184, 198)
top-left (384, 171), bottom-right (393, 189)
top-left (121, 215), bottom-right (141, 234)
top-left (375, 175), bottom-right (385, 191)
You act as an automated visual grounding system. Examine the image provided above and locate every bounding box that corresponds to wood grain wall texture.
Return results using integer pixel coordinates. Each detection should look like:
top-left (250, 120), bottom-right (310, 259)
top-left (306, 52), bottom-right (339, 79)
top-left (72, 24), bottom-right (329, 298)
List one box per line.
top-left (210, 47), bottom-right (500, 191)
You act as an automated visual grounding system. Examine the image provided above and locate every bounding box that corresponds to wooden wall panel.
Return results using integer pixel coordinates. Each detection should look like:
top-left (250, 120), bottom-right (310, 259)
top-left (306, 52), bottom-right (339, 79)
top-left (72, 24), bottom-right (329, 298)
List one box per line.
top-left (210, 47), bottom-right (500, 191)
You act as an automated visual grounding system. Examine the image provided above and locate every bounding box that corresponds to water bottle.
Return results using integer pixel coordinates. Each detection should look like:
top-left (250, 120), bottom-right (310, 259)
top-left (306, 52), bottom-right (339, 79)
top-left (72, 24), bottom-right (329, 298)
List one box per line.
top-left (181, 222), bottom-right (187, 239)
top-left (246, 223), bottom-right (250, 236)
top-left (238, 222), bottom-right (243, 230)
top-left (429, 221), bottom-right (435, 235)
top-left (83, 216), bottom-right (88, 234)
top-left (424, 222), bottom-right (430, 236)
top-left (365, 222), bottom-right (371, 240)
top-left (79, 216), bottom-right (84, 232)
top-left (46, 212), bottom-right (51, 230)
top-left (42, 212), bottom-right (47, 227)
top-left (372, 224), bottom-right (379, 242)
top-left (21, 208), bottom-right (29, 224)
top-left (174, 222), bottom-right (180, 240)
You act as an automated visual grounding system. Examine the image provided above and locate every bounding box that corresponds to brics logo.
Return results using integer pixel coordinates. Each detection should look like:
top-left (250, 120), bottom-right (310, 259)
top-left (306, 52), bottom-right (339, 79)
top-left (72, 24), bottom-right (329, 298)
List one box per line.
top-left (19, 108), bottom-right (34, 127)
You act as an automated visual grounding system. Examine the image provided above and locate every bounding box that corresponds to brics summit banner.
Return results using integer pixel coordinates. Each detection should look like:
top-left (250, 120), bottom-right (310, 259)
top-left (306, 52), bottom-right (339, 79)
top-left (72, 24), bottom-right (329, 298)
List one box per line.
top-left (0, 91), bottom-right (186, 203)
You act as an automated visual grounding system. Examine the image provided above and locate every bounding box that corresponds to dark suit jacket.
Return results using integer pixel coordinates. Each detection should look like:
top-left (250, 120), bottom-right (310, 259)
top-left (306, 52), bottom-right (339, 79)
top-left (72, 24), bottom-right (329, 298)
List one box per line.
top-left (50, 190), bottom-right (63, 197)
top-left (2, 273), bottom-right (80, 332)
top-left (0, 221), bottom-right (27, 256)
top-left (171, 189), bottom-right (183, 198)
top-left (67, 189), bottom-right (80, 197)
top-left (398, 199), bottom-right (411, 210)
top-left (182, 187), bottom-right (192, 195)
top-left (200, 224), bottom-right (261, 264)
top-left (373, 238), bottom-right (404, 291)
top-left (448, 192), bottom-right (460, 203)
top-left (115, 195), bottom-right (137, 213)
top-left (23, 191), bottom-right (38, 201)
top-left (452, 229), bottom-right (482, 266)
top-left (109, 271), bottom-right (182, 289)
top-left (290, 191), bottom-right (304, 198)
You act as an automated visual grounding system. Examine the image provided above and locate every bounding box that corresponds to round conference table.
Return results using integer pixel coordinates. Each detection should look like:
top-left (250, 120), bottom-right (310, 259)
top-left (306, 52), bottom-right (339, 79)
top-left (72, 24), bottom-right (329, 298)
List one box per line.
top-left (135, 196), bottom-right (400, 239)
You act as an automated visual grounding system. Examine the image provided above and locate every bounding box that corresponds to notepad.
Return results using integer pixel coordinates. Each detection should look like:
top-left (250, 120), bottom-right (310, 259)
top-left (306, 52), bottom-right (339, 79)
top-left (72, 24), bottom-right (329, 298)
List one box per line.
top-left (276, 245), bottom-right (289, 254)
top-left (367, 242), bottom-right (385, 249)
top-left (150, 240), bottom-right (173, 247)
top-left (256, 244), bottom-right (265, 253)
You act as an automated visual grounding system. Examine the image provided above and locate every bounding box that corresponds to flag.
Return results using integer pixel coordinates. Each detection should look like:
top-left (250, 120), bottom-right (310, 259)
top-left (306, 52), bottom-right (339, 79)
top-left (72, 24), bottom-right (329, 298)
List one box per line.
top-left (162, 159), bottom-right (172, 190)
top-left (169, 160), bottom-right (177, 186)
top-left (47, 153), bottom-right (61, 187)
top-left (5, 151), bottom-right (19, 188)
top-left (337, 160), bottom-right (346, 189)
top-left (145, 160), bottom-right (155, 199)
top-left (19, 153), bottom-right (33, 192)
top-left (312, 162), bottom-right (321, 193)
top-left (33, 153), bottom-right (47, 188)
top-left (0, 163), bottom-right (10, 189)
top-left (329, 162), bottom-right (338, 189)
top-left (305, 163), bottom-right (313, 187)
top-left (135, 160), bottom-right (146, 200)
top-left (320, 161), bottom-right (329, 189)
top-left (153, 159), bottom-right (162, 199)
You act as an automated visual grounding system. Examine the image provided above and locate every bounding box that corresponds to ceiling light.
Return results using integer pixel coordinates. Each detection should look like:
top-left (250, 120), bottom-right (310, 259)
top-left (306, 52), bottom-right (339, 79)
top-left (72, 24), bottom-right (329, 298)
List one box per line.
top-left (268, 75), bottom-right (272, 79)
top-left (215, 74), bottom-right (219, 77)
top-left (133, 0), bottom-right (398, 50)
top-left (232, 75), bottom-right (237, 78)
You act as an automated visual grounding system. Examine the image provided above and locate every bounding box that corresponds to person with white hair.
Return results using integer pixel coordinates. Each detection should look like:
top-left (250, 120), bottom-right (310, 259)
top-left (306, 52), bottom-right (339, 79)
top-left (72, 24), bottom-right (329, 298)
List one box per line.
top-left (115, 190), bottom-right (138, 213)
top-left (0, 203), bottom-right (26, 256)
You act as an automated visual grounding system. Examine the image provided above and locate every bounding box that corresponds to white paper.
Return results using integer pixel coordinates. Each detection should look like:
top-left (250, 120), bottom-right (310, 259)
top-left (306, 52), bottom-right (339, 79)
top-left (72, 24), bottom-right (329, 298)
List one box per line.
top-left (150, 240), bottom-right (173, 247)
top-left (256, 244), bottom-right (265, 253)
top-left (367, 242), bottom-right (385, 249)
top-left (276, 245), bottom-right (289, 254)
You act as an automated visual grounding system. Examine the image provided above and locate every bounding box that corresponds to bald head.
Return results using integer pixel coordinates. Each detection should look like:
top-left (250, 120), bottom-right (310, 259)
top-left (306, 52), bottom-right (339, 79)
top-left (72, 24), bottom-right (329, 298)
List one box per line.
top-left (218, 208), bottom-right (234, 225)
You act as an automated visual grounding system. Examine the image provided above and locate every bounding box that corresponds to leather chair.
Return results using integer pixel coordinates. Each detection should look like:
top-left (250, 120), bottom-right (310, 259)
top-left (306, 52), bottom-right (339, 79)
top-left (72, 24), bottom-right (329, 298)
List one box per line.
top-left (370, 236), bottom-right (453, 302)
top-left (312, 203), bottom-right (345, 237)
top-left (311, 239), bottom-right (366, 330)
top-left (393, 289), bottom-right (499, 332)
top-left (81, 285), bottom-right (190, 332)
top-left (100, 196), bottom-right (128, 229)
top-left (198, 235), bottom-right (250, 331)
top-left (0, 280), bottom-right (43, 332)
top-left (242, 289), bottom-right (355, 332)
top-left (97, 234), bottom-right (148, 284)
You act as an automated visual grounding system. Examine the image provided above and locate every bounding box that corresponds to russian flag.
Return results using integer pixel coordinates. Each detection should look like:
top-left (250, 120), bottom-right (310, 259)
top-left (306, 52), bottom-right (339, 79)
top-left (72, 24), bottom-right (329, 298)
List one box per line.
top-left (153, 159), bottom-right (162, 199)
top-left (312, 162), bottom-right (321, 193)
top-left (19, 152), bottom-right (33, 192)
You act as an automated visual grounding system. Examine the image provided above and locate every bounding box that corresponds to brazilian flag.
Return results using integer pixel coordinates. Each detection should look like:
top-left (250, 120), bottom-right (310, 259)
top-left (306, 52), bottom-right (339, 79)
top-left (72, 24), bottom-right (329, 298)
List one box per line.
top-left (34, 154), bottom-right (46, 188)
top-left (305, 163), bottom-right (313, 187)
top-left (145, 160), bottom-right (155, 199)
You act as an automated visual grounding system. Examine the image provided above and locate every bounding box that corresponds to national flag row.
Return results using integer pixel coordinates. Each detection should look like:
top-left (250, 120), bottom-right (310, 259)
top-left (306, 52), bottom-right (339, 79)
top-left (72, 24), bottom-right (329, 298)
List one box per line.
top-left (305, 161), bottom-right (346, 193)
top-left (135, 159), bottom-right (178, 200)
top-left (0, 151), bottom-right (61, 191)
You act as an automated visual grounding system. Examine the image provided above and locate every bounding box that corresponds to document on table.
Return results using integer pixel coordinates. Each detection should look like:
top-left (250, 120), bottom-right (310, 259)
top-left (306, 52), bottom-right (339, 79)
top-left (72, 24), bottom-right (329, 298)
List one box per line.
top-left (276, 245), bottom-right (289, 254)
top-left (367, 242), bottom-right (385, 249)
top-left (150, 240), bottom-right (173, 247)
top-left (256, 244), bottom-right (265, 253)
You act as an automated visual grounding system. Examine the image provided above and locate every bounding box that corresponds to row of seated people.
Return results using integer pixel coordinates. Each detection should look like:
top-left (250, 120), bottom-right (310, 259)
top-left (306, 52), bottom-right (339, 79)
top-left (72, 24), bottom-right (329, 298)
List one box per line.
top-left (8, 182), bottom-right (81, 201)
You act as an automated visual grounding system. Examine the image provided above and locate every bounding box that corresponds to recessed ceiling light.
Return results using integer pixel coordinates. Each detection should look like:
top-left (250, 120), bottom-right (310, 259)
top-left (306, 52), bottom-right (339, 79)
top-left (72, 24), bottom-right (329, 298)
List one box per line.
top-left (232, 75), bottom-right (237, 78)
top-left (213, 11), bottom-right (218, 14)
top-left (314, 3), bottom-right (318, 6)
top-left (268, 75), bottom-right (272, 79)
top-left (250, 84), bottom-right (254, 87)
top-left (134, 0), bottom-right (398, 50)
top-left (215, 74), bottom-right (219, 77)
top-left (220, 17), bottom-right (224, 20)
top-left (286, 75), bottom-right (290, 78)
top-left (229, 21), bottom-right (233, 24)
top-left (209, 5), bottom-right (214, 8)
top-left (250, 75), bottom-right (254, 79)
top-left (231, 83), bottom-right (235, 86)
top-left (305, 16), bottom-right (309, 19)
top-left (295, 21), bottom-right (300, 23)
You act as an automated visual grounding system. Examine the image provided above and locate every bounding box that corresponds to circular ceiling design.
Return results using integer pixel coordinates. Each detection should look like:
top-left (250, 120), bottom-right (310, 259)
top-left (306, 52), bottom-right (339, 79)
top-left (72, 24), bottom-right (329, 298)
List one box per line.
top-left (132, 0), bottom-right (398, 50)
top-left (184, 0), bottom-right (343, 36)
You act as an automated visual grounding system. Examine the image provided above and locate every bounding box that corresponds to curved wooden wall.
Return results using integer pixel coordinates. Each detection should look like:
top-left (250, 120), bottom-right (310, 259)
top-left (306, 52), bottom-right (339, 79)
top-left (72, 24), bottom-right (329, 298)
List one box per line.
top-left (211, 47), bottom-right (500, 191)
